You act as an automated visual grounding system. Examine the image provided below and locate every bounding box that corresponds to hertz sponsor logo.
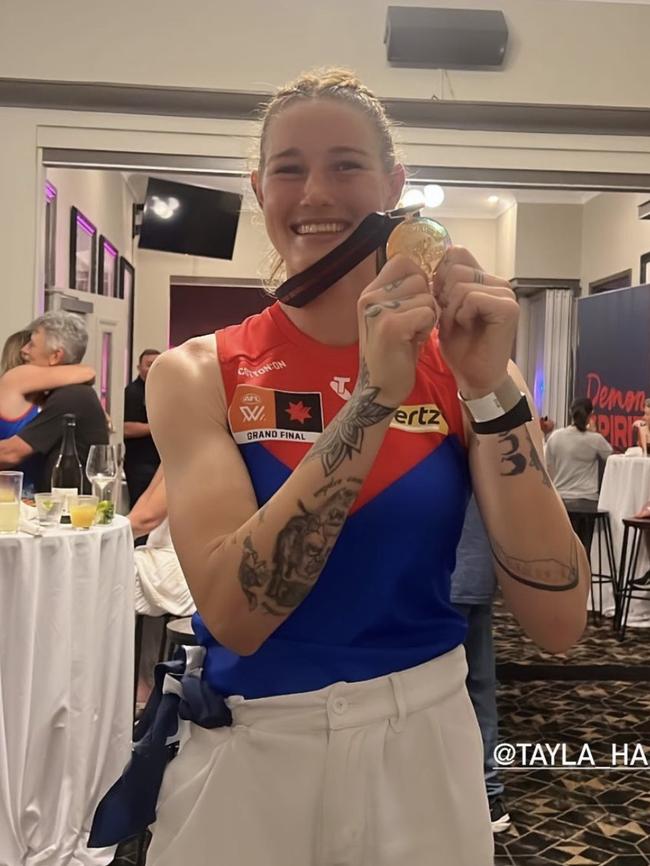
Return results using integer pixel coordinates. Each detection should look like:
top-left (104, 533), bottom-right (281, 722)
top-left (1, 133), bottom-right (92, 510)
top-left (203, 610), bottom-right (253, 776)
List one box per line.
top-left (390, 404), bottom-right (449, 434)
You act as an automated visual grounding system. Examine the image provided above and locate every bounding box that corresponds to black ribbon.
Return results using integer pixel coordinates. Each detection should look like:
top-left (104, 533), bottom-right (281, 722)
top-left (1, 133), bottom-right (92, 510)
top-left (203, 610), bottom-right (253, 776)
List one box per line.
top-left (275, 205), bottom-right (421, 308)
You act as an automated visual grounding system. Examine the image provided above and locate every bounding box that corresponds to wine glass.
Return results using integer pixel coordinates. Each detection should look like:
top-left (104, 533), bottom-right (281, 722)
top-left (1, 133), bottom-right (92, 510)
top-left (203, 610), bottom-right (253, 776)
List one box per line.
top-left (86, 445), bottom-right (117, 503)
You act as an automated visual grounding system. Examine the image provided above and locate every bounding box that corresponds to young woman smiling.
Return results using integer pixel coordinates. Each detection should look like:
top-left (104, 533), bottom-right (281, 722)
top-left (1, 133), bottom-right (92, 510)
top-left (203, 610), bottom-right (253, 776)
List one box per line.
top-left (143, 69), bottom-right (589, 866)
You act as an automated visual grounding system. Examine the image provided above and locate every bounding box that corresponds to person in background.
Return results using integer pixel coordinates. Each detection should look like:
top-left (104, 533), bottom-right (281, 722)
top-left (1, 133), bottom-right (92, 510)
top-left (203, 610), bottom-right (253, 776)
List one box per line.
top-left (545, 397), bottom-right (613, 551)
top-left (451, 496), bottom-right (509, 834)
top-left (124, 349), bottom-right (161, 506)
top-left (0, 329), bottom-right (96, 496)
top-left (0, 312), bottom-right (108, 491)
top-left (539, 416), bottom-right (555, 440)
top-left (128, 466), bottom-right (196, 705)
top-left (632, 398), bottom-right (650, 454)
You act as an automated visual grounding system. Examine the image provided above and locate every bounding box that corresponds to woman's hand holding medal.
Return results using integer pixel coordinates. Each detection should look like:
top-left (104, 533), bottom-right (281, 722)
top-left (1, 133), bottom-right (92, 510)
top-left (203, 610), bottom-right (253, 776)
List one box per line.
top-left (356, 255), bottom-right (438, 408)
top-left (377, 213), bottom-right (518, 402)
top-left (432, 247), bottom-right (519, 400)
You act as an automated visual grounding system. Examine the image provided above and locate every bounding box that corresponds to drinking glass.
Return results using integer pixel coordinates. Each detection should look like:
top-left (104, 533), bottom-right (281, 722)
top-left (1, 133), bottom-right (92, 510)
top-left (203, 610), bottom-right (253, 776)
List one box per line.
top-left (35, 492), bottom-right (64, 526)
top-left (0, 471), bottom-right (23, 534)
top-left (69, 495), bottom-right (98, 530)
top-left (86, 445), bottom-right (117, 502)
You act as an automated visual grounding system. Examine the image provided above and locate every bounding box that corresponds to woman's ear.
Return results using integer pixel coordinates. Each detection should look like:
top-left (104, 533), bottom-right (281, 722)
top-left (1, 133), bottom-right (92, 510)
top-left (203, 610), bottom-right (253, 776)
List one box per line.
top-left (386, 163), bottom-right (406, 210)
top-left (251, 170), bottom-right (264, 210)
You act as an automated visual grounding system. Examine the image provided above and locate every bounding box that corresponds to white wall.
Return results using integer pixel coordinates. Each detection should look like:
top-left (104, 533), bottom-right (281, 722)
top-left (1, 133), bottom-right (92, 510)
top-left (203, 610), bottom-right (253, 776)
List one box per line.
top-left (436, 217), bottom-right (497, 275)
top-left (46, 168), bottom-right (135, 290)
top-left (134, 206), bottom-right (269, 352)
top-left (495, 204), bottom-right (518, 281)
top-left (580, 192), bottom-right (650, 292)
top-left (514, 203), bottom-right (583, 279)
top-left (3, 0), bottom-right (650, 108)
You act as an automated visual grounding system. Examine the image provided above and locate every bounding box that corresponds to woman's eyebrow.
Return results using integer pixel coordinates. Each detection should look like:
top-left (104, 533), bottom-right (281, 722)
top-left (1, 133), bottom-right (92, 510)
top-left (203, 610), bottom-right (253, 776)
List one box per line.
top-left (267, 145), bottom-right (370, 164)
top-left (328, 146), bottom-right (370, 157)
top-left (267, 148), bottom-right (302, 164)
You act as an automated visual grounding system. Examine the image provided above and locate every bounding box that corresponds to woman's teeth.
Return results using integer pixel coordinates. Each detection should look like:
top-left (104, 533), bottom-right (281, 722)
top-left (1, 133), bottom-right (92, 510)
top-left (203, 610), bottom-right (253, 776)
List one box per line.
top-left (295, 223), bottom-right (347, 235)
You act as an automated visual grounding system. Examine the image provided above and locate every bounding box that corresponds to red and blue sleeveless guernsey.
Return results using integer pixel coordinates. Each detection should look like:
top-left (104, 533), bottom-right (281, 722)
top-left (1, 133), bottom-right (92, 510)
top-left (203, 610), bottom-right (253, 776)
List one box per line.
top-left (194, 302), bottom-right (470, 699)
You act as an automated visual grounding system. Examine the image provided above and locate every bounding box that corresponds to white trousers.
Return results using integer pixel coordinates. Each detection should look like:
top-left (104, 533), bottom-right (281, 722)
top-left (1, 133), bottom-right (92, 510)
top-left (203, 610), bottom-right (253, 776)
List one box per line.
top-left (147, 646), bottom-right (493, 866)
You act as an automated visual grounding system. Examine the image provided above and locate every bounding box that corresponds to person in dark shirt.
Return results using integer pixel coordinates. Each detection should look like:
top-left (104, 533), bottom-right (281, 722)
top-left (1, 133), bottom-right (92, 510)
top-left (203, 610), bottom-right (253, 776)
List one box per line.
top-left (0, 312), bottom-right (109, 491)
top-left (124, 349), bottom-right (161, 506)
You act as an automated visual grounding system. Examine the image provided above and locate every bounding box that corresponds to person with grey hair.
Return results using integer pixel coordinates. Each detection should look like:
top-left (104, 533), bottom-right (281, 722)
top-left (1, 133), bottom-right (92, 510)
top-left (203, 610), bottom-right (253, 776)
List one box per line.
top-left (0, 311), bottom-right (108, 491)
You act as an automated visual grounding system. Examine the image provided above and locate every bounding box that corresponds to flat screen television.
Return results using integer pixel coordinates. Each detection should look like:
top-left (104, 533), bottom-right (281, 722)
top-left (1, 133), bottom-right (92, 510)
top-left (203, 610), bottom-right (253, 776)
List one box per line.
top-left (138, 177), bottom-right (242, 260)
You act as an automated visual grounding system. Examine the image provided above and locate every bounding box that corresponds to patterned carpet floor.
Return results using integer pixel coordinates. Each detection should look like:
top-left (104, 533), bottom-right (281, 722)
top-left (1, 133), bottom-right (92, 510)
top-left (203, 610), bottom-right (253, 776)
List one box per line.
top-left (111, 601), bottom-right (650, 866)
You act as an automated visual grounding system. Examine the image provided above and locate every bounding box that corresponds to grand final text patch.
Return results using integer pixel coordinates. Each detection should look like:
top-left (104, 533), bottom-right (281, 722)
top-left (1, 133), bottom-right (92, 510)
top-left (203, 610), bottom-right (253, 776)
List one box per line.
top-left (228, 384), bottom-right (324, 444)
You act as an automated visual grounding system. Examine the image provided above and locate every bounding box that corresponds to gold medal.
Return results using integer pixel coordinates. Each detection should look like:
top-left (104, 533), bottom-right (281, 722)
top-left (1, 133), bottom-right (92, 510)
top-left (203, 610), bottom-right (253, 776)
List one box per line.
top-left (385, 217), bottom-right (451, 281)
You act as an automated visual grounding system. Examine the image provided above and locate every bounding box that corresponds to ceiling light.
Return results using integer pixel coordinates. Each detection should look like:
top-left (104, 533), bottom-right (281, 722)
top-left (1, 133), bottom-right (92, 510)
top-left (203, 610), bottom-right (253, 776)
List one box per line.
top-left (401, 188), bottom-right (426, 208)
top-left (424, 184), bottom-right (445, 208)
top-left (150, 195), bottom-right (180, 220)
top-left (487, 195), bottom-right (499, 205)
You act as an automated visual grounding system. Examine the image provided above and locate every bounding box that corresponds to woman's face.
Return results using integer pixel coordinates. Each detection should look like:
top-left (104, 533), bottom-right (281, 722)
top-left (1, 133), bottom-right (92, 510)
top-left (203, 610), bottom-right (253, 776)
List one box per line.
top-left (252, 99), bottom-right (404, 279)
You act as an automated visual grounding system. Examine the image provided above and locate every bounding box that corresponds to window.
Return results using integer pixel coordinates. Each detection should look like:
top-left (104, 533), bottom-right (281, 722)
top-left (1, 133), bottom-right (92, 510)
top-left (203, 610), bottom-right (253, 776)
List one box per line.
top-left (588, 270), bottom-right (632, 295)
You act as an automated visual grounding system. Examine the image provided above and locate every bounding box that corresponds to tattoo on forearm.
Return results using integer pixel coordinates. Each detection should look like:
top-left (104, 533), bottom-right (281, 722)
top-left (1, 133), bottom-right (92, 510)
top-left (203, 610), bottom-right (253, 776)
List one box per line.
top-left (490, 537), bottom-right (580, 592)
top-left (237, 480), bottom-right (361, 614)
top-left (498, 432), bottom-right (528, 476)
top-left (306, 360), bottom-right (395, 477)
top-left (497, 428), bottom-right (552, 488)
top-left (524, 428), bottom-right (552, 488)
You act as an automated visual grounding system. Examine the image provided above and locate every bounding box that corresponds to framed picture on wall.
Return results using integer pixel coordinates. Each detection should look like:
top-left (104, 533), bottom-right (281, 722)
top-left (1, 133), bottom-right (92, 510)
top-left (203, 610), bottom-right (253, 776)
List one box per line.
top-left (98, 235), bottom-right (119, 297)
top-left (44, 181), bottom-right (57, 289)
top-left (641, 252), bottom-right (650, 285)
top-left (69, 207), bottom-right (97, 292)
top-left (119, 257), bottom-right (135, 384)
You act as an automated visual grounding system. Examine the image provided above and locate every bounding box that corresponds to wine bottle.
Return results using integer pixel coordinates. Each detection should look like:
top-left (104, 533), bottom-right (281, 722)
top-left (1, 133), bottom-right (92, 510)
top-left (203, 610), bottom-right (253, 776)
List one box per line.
top-left (51, 413), bottom-right (84, 523)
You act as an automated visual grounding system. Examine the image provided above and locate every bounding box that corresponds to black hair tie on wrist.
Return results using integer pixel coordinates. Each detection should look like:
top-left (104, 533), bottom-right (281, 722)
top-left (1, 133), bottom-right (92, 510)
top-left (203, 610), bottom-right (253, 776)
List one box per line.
top-left (471, 395), bottom-right (533, 435)
top-left (275, 205), bottom-right (419, 308)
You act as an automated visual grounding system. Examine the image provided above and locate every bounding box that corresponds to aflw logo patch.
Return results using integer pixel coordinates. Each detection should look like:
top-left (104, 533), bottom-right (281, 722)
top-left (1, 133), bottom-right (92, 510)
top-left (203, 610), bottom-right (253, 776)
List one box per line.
top-left (390, 404), bottom-right (449, 434)
top-left (229, 384), bottom-right (324, 444)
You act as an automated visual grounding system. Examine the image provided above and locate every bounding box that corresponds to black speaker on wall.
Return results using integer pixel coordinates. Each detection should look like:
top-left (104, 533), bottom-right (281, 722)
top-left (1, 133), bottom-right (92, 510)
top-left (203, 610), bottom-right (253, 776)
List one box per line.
top-left (385, 6), bottom-right (508, 70)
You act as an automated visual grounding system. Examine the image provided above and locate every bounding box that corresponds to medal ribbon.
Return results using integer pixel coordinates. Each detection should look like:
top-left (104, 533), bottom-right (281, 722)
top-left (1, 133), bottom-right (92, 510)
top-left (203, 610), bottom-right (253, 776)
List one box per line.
top-left (275, 206), bottom-right (420, 308)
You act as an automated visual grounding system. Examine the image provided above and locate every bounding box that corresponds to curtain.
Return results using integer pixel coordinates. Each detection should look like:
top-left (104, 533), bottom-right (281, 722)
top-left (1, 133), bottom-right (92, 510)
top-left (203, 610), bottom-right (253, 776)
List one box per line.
top-left (542, 289), bottom-right (575, 426)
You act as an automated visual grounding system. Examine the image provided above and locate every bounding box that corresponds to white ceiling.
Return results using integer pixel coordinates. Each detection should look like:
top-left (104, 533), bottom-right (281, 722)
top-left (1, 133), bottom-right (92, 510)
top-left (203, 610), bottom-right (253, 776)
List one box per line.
top-left (123, 171), bottom-right (599, 221)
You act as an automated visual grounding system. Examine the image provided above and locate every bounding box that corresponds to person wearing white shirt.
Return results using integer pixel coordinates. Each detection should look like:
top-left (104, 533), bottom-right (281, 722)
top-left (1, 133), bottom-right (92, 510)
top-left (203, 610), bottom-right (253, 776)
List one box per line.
top-left (545, 397), bottom-right (613, 550)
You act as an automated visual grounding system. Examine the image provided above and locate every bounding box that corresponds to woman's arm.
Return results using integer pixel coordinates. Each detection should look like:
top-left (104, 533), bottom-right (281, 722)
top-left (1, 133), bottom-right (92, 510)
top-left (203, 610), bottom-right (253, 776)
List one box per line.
top-left (470, 363), bottom-right (590, 653)
top-left (128, 466), bottom-right (167, 539)
top-left (0, 364), bottom-right (95, 396)
top-left (148, 339), bottom-right (394, 656)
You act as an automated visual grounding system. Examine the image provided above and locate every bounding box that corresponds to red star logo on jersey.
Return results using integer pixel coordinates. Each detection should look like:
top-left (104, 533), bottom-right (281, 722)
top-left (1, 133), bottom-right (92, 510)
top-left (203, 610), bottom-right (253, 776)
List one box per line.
top-left (285, 401), bottom-right (312, 424)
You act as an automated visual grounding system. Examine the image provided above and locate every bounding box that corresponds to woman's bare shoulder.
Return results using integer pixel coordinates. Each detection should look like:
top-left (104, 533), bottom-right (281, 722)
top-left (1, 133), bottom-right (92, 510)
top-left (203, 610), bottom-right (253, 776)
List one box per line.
top-left (147, 335), bottom-right (226, 416)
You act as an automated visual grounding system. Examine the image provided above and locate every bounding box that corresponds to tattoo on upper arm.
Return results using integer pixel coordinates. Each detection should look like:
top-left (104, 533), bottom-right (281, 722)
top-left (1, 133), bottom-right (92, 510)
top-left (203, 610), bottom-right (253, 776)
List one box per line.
top-left (497, 427), bottom-right (552, 488)
top-left (305, 360), bottom-right (394, 477)
top-left (237, 478), bottom-right (362, 615)
top-left (490, 537), bottom-right (580, 592)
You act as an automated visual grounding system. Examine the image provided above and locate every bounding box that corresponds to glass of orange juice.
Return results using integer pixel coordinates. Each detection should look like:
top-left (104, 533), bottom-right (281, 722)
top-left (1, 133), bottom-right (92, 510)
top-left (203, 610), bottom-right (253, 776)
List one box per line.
top-left (69, 495), bottom-right (98, 530)
top-left (0, 471), bottom-right (23, 534)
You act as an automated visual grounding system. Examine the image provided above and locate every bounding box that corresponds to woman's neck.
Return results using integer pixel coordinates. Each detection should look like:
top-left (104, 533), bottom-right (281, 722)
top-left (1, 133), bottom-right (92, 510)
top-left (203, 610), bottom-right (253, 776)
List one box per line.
top-left (279, 259), bottom-right (374, 347)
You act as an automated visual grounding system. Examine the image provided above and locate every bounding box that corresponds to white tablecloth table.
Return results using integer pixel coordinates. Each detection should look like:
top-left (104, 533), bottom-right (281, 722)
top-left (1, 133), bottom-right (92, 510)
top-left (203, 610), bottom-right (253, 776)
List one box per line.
top-left (0, 516), bottom-right (134, 866)
top-left (596, 455), bottom-right (650, 624)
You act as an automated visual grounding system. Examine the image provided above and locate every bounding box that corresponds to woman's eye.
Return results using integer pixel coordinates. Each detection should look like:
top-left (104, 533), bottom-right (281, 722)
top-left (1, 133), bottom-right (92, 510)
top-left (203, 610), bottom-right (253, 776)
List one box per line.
top-left (334, 161), bottom-right (363, 171)
top-left (273, 164), bottom-right (303, 174)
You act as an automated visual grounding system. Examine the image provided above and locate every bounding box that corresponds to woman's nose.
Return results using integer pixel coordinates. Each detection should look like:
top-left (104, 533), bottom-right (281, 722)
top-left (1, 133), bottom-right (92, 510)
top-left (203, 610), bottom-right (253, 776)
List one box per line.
top-left (300, 170), bottom-right (334, 207)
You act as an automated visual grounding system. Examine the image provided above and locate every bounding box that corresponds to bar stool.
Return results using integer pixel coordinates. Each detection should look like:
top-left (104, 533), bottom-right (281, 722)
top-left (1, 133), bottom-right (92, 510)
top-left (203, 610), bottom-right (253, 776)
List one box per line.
top-left (616, 518), bottom-right (650, 641)
top-left (165, 615), bottom-right (197, 659)
top-left (564, 500), bottom-right (618, 623)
